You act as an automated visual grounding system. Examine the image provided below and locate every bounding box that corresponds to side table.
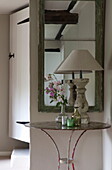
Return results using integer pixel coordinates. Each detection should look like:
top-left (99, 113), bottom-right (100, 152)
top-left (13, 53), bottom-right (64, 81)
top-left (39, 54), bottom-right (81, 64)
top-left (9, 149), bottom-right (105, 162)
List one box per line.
top-left (25, 121), bottom-right (111, 170)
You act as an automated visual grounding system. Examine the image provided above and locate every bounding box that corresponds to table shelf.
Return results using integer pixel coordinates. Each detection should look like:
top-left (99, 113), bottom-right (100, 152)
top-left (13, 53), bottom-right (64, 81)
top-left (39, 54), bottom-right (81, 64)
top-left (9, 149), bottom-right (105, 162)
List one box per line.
top-left (25, 121), bottom-right (111, 170)
top-left (25, 121), bottom-right (111, 131)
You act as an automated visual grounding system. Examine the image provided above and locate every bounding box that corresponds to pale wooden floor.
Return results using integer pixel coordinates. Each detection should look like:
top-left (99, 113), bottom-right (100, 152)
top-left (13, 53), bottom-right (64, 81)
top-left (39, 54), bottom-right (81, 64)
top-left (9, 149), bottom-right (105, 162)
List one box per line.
top-left (0, 156), bottom-right (11, 170)
top-left (0, 156), bottom-right (29, 170)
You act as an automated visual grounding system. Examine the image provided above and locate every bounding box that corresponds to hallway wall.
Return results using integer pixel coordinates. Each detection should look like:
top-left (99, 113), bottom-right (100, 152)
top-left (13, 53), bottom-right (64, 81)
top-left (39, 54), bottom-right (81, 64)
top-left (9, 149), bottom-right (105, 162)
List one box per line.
top-left (103, 0), bottom-right (112, 169)
top-left (30, 0), bottom-right (104, 169)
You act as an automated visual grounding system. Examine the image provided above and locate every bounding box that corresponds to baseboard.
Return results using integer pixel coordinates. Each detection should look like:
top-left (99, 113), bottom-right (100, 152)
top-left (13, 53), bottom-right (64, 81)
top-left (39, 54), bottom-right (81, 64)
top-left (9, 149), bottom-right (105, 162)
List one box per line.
top-left (0, 151), bottom-right (12, 157)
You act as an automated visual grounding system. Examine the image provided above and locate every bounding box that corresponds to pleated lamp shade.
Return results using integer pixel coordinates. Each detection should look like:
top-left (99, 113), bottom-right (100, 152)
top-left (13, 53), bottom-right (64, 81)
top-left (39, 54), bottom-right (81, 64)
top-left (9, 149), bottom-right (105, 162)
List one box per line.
top-left (54, 50), bottom-right (103, 74)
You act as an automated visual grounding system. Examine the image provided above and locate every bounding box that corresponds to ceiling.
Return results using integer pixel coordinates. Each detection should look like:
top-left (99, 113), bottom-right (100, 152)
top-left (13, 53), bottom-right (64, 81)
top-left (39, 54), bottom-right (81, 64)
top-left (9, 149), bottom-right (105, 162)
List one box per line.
top-left (0, 0), bottom-right (29, 14)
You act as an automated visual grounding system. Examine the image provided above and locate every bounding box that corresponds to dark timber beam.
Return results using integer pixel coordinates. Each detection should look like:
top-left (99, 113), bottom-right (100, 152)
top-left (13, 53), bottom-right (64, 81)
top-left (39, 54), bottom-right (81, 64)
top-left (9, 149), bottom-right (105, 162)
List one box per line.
top-left (17, 18), bottom-right (29, 25)
top-left (55, 24), bottom-right (66, 40)
top-left (45, 10), bottom-right (78, 24)
top-left (67, 0), bottom-right (78, 11)
top-left (55, 0), bottom-right (78, 40)
top-left (45, 48), bottom-right (60, 52)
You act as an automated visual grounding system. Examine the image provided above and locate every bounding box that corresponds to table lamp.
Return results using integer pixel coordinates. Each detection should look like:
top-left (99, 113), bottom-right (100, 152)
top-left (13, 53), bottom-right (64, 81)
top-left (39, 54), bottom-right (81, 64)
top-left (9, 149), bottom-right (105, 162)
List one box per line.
top-left (54, 49), bottom-right (103, 124)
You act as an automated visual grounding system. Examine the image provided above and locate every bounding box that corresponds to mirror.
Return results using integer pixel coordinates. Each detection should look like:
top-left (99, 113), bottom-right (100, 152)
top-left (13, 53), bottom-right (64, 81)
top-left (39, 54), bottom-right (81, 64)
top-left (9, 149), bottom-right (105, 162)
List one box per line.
top-left (38, 0), bottom-right (104, 113)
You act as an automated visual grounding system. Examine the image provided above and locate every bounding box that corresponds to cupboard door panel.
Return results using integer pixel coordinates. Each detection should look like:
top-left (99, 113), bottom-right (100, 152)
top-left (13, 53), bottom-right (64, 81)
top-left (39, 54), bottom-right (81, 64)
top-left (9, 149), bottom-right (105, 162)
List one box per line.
top-left (16, 22), bottom-right (30, 122)
top-left (9, 8), bottom-right (30, 143)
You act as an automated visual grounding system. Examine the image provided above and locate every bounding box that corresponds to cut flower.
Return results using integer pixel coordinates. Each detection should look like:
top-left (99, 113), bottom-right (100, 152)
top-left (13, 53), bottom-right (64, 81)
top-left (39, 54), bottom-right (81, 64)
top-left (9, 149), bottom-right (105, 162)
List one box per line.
top-left (45, 75), bottom-right (68, 107)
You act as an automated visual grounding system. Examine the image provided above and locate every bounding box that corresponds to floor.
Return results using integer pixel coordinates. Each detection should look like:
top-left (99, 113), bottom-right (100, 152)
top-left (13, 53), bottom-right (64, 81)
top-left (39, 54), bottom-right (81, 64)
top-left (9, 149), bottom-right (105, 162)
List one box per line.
top-left (0, 156), bottom-right (13, 170)
top-left (0, 156), bottom-right (29, 170)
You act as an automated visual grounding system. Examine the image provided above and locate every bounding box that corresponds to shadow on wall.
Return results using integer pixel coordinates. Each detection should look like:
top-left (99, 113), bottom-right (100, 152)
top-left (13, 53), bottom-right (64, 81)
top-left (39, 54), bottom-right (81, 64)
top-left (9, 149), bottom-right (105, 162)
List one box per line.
top-left (107, 53), bottom-right (112, 122)
top-left (108, 53), bottom-right (112, 70)
top-left (111, 80), bottom-right (112, 122)
top-left (106, 51), bottom-right (112, 122)
top-left (104, 53), bottom-right (112, 142)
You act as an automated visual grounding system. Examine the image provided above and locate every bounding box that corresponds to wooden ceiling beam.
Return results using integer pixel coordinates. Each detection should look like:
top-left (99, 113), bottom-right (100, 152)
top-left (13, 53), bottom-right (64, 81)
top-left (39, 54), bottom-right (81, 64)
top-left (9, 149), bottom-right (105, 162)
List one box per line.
top-left (45, 48), bottom-right (60, 52)
top-left (55, 24), bottom-right (66, 40)
top-left (17, 18), bottom-right (29, 25)
top-left (55, 0), bottom-right (78, 40)
top-left (45, 10), bottom-right (78, 24)
top-left (67, 0), bottom-right (77, 11)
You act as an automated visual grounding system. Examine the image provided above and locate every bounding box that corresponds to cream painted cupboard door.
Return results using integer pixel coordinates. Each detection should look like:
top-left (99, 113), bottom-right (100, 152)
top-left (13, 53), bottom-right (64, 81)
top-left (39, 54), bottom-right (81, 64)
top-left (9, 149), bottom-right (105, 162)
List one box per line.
top-left (9, 7), bottom-right (30, 143)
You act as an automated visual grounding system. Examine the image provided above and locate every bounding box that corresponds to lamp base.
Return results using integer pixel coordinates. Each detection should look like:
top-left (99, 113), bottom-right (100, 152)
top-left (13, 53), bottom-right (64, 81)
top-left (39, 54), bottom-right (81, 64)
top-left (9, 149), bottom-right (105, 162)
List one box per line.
top-left (73, 78), bottom-right (90, 124)
top-left (66, 80), bottom-right (76, 106)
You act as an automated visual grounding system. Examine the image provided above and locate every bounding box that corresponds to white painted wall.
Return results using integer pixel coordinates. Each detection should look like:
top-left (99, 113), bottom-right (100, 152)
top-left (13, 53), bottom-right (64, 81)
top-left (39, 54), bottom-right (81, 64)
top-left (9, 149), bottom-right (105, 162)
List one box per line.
top-left (103, 0), bottom-right (112, 169)
top-left (30, 0), bottom-right (104, 170)
top-left (0, 14), bottom-right (28, 152)
top-left (63, 1), bottom-right (95, 40)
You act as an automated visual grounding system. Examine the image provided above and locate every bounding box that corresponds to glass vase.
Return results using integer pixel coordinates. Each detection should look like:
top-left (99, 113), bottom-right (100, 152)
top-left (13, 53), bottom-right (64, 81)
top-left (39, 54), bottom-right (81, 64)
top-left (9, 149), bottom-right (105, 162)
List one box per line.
top-left (61, 104), bottom-right (65, 115)
top-left (55, 104), bottom-right (66, 123)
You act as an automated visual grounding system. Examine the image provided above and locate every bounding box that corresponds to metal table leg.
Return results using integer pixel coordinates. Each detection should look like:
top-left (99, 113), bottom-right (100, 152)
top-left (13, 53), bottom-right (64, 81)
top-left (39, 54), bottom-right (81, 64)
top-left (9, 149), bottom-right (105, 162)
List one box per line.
top-left (41, 129), bottom-right (87, 170)
top-left (41, 129), bottom-right (61, 170)
top-left (72, 130), bottom-right (87, 170)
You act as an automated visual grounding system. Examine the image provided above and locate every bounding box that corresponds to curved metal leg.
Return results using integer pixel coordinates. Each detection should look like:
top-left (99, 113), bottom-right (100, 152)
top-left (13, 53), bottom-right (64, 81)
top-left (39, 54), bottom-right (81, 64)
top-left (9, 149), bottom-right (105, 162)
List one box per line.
top-left (41, 129), bottom-right (61, 170)
top-left (41, 129), bottom-right (87, 170)
top-left (72, 130), bottom-right (87, 170)
top-left (67, 130), bottom-right (75, 170)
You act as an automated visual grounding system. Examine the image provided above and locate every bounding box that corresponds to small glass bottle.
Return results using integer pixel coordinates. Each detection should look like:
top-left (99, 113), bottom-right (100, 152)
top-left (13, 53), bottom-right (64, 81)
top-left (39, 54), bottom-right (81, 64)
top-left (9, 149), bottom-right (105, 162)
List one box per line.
top-left (72, 107), bottom-right (81, 126)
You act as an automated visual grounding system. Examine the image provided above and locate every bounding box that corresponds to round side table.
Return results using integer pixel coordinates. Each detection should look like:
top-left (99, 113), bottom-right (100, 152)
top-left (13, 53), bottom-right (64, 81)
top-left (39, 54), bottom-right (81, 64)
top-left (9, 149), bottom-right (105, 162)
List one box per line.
top-left (25, 121), bottom-right (111, 170)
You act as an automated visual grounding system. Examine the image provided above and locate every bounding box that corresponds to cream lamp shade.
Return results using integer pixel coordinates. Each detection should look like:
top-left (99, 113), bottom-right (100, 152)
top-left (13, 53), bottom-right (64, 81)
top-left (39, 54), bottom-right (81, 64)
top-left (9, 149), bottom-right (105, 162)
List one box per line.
top-left (54, 50), bottom-right (103, 74)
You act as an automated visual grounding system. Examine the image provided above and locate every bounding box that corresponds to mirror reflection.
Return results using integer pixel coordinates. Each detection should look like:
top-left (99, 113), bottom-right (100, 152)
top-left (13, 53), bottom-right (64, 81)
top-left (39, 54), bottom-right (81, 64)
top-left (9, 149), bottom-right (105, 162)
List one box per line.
top-left (44, 1), bottom-right (95, 107)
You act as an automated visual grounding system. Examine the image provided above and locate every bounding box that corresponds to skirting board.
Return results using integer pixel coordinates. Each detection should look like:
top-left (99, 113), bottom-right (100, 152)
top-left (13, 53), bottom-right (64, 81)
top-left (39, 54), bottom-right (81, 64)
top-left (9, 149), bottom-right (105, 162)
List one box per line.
top-left (0, 151), bottom-right (12, 156)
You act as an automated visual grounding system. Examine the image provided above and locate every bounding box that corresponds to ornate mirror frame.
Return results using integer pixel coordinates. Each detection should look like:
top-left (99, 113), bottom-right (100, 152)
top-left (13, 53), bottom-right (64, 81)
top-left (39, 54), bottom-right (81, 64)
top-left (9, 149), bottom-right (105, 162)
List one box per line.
top-left (38, 0), bottom-right (105, 113)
